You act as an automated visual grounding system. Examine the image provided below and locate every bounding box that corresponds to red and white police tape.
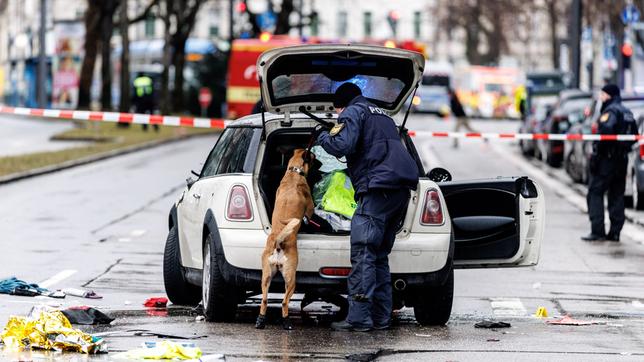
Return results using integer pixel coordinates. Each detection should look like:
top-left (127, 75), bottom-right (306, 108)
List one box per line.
top-left (1, 105), bottom-right (642, 142)
top-left (0, 105), bottom-right (231, 129)
top-left (407, 130), bottom-right (644, 142)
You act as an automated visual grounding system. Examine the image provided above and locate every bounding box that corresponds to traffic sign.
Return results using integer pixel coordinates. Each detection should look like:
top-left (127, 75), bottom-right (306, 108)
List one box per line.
top-left (199, 87), bottom-right (212, 108)
top-left (621, 4), bottom-right (640, 25)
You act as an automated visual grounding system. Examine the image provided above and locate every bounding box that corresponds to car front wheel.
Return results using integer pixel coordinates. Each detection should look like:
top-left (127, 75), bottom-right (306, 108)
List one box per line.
top-left (163, 226), bottom-right (202, 306)
top-left (202, 233), bottom-right (239, 322)
top-left (412, 267), bottom-right (454, 326)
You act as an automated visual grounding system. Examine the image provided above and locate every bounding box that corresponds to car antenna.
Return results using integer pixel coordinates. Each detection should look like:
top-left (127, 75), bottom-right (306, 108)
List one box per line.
top-left (399, 83), bottom-right (419, 136)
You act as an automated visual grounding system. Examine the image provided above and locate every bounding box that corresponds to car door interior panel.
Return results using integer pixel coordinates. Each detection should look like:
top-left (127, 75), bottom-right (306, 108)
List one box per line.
top-left (439, 177), bottom-right (538, 261)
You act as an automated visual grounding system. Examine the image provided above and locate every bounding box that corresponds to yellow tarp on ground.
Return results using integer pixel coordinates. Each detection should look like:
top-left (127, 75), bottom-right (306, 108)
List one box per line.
top-left (117, 341), bottom-right (202, 360)
top-left (1, 309), bottom-right (105, 354)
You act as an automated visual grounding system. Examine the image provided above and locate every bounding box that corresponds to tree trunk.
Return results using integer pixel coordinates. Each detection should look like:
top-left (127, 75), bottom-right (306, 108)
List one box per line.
top-left (171, 36), bottom-right (186, 113)
top-left (160, 4), bottom-right (172, 114)
top-left (119, 0), bottom-right (131, 112)
top-left (78, 1), bottom-right (101, 110)
top-left (100, 0), bottom-right (117, 110)
top-left (547, 0), bottom-right (560, 69)
top-left (274, 0), bottom-right (294, 34)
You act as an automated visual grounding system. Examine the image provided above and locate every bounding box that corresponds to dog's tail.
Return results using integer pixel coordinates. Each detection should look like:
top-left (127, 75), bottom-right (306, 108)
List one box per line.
top-left (274, 218), bottom-right (300, 249)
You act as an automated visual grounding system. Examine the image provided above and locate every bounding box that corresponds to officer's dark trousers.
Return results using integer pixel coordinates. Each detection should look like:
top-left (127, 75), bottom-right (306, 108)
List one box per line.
top-left (346, 188), bottom-right (410, 328)
top-left (587, 154), bottom-right (628, 237)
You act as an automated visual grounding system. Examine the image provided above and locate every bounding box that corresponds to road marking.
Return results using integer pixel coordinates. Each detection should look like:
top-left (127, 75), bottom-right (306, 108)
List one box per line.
top-left (130, 229), bottom-right (147, 237)
top-left (419, 141), bottom-right (444, 169)
top-left (39, 269), bottom-right (77, 288)
top-left (490, 297), bottom-right (527, 317)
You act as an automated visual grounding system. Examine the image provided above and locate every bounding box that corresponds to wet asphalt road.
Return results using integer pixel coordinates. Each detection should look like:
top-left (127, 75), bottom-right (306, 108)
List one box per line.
top-left (1, 114), bottom-right (644, 361)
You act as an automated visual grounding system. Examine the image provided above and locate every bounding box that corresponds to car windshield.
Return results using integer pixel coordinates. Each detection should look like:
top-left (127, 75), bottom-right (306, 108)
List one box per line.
top-left (271, 74), bottom-right (406, 104)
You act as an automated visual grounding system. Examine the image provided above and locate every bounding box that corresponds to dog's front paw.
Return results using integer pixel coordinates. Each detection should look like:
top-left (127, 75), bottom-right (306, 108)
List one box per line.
top-left (282, 316), bottom-right (294, 330)
top-left (255, 314), bottom-right (267, 329)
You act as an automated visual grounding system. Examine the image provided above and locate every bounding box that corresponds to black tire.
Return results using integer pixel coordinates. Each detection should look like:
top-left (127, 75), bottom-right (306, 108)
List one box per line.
top-left (202, 233), bottom-right (239, 322)
top-left (413, 267), bottom-right (454, 326)
top-left (163, 226), bottom-right (202, 306)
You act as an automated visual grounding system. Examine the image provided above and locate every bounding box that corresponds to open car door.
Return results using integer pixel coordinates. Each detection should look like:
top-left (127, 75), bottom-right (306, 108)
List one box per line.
top-left (439, 177), bottom-right (545, 268)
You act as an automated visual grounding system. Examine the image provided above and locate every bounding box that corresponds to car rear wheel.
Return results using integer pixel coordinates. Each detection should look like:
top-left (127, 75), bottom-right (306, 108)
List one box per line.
top-left (202, 233), bottom-right (239, 322)
top-left (412, 267), bottom-right (454, 326)
top-left (163, 226), bottom-right (202, 306)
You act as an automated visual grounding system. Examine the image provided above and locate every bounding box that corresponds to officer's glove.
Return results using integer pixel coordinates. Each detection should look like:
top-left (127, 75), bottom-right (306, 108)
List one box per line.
top-left (311, 125), bottom-right (328, 140)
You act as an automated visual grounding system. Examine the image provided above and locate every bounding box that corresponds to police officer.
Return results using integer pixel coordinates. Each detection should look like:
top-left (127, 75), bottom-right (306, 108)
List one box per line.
top-left (582, 84), bottom-right (631, 242)
top-left (315, 83), bottom-right (419, 331)
top-left (132, 73), bottom-right (158, 131)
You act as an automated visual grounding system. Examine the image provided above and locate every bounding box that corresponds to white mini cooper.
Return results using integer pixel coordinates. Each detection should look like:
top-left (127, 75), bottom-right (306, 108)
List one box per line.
top-left (163, 44), bottom-right (546, 325)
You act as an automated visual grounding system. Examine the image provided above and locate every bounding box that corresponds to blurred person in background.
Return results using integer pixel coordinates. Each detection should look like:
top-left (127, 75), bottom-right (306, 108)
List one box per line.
top-left (133, 72), bottom-right (158, 132)
top-left (582, 84), bottom-right (633, 242)
top-left (449, 88), bottom-right (479, 148)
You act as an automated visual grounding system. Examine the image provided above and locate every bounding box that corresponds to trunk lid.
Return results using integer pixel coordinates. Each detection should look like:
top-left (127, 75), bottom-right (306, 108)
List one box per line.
top-left (256, 44), bottom-right (425, 115)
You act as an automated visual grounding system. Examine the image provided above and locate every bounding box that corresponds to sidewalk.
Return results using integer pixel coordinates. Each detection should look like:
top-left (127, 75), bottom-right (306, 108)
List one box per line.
top-left (0, 114), bottom-right (89, 157)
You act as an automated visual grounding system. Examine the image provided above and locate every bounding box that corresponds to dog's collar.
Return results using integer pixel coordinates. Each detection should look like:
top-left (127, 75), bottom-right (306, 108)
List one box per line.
top-left (288, 166), bottom-right (307, 177)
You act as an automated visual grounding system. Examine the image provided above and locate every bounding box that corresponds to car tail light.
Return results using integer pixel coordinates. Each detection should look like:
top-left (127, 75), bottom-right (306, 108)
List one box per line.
top-left (591, 122), bottom-right (598, 134)
top-left (640, 142), bottom-right (644, 161)
top-left (421, 189), bottom-right (444, 225)
top-left (226, 185), bottom-right (252, 221)
top-left (320, 267), bottom-right (351, 277)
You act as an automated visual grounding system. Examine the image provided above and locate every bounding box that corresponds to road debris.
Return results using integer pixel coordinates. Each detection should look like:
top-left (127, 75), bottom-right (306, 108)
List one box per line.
top-left (414, 333), bottom-right (432, 337)
top-left (546, 315), bottom-right (603, 326)
top-left (144, 297), bottom-right (169, 308)
top-left (62, 288), bottom-right (103, 299)
top-left (474, 320), bottom-right (511, 329)
top-left (116, 341), bottom-right (202, 360)
top-left (534, 306), bottom-right (548, 318)
top-left (62, 306), bottom-right (114, 325)
top-left (93, 329), bottom-right (207, 340)
top-left (0, 307), bottom-right (105, 354)
top-left (0, 277), bottom-right (48, 297)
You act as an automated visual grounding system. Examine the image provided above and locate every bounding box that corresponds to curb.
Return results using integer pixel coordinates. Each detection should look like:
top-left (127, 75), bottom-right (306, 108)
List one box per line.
top-left (525, 156), bottom-right (644, 229)
top-left (0, 132), bottom-right (219, 185)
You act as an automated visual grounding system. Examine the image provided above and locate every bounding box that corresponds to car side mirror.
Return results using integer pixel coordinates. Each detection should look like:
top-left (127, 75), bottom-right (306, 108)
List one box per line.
top-left (426, 167), bottom-right (452, 182)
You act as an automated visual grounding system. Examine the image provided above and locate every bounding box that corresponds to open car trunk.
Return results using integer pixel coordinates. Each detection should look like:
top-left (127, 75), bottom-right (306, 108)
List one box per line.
top-left (258, 128), bottom-right (351, 235)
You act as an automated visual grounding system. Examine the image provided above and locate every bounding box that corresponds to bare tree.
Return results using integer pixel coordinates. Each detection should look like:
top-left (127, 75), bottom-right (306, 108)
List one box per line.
top-left (157, 0), bottom-right (205, 114)
top-left (78, 1), bottom-right (101, 110)
top-left (437, 0), bottom-right (523, 65)
top-left (118, 0), bottom-right (159, 113)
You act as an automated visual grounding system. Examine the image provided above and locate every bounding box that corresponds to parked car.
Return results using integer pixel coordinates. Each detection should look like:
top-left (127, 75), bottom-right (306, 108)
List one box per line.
top-left (162, 44), bottom-right (546, 326)
top-left (412, 62), bottom-right (452, 116)
top-left (626, 115), bottom-right (644, 210)
top-left (564, 94), bottom-right (644, 185)
top-left (535, 90), bottom-right (592, 167)
top-left (519, 100), bottom-right (554, 157)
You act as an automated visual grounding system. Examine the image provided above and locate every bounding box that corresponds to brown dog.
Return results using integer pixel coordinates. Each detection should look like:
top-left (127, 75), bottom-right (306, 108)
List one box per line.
top-left (255, 149), bottom-right (315, 330)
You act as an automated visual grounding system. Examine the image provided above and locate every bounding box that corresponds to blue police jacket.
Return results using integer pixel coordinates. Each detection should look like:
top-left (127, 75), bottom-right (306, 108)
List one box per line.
top-left (316, 96), bottom-right (419, 195)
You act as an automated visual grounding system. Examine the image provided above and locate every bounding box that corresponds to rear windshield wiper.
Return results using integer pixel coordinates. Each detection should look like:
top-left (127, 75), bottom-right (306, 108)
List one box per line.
top-left (298, 106), bottom-right (335, 129)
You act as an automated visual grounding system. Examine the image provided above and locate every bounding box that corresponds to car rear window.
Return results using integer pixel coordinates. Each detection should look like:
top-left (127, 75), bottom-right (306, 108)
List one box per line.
top-left (200, 127), bottom-right (260, 177)
top-left (559, 97), bottom-right (591, 114)
top-left (271, 73), bottom-right (405, 104)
